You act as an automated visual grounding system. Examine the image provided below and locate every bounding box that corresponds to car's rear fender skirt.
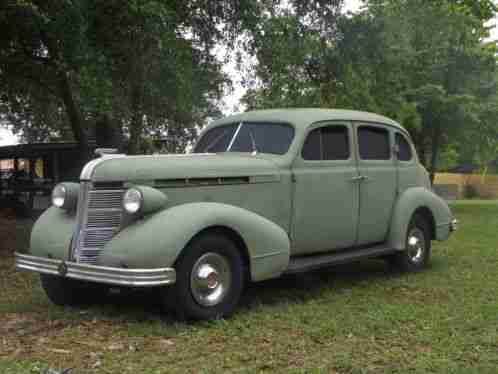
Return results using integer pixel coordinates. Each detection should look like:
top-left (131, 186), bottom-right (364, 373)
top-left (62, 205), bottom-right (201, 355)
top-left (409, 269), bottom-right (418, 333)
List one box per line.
top-left (388, 187), bottom-right (453, 250)
top-left (100, 202), bottom-right (291, 282)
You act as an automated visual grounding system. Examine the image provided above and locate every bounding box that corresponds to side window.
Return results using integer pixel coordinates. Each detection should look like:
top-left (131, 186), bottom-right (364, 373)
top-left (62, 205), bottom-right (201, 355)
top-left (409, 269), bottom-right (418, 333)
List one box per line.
top-left (302, 128), bottom-right (321, 160)
top-left (322, 126), bottom-right (349, 160)
top-left (302, 125), bottom-right (350, 161)
top-left (358, 126), bottom-right (391, 160)
top-left (395, 133), bottom-right (413, 161)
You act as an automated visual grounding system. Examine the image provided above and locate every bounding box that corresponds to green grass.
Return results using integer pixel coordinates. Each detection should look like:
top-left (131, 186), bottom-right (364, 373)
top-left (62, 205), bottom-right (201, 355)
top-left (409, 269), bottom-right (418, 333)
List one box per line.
top-left (1, 201), bottom-right (497, 373)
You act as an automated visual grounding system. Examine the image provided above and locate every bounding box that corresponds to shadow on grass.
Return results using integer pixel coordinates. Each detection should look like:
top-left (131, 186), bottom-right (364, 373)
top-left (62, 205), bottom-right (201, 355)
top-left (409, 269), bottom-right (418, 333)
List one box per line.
top-left (66, 258), bottom-right (415, 323)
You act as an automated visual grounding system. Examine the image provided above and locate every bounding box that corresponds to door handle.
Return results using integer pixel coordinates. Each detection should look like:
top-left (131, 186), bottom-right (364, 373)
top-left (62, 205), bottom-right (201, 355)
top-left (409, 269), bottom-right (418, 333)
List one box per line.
top-left (350, 175), bottom-right (371, 183)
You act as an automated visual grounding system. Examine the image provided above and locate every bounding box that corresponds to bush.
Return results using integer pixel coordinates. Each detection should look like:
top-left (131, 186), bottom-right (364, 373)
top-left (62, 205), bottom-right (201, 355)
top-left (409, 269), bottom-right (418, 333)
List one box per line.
top-left (463, 184), bottom-right (479, 199)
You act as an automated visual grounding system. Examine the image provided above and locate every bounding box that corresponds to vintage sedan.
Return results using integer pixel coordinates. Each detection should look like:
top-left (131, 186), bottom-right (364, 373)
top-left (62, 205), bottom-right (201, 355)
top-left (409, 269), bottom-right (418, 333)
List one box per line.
top-left (15, 109), bottom-right (457, 320)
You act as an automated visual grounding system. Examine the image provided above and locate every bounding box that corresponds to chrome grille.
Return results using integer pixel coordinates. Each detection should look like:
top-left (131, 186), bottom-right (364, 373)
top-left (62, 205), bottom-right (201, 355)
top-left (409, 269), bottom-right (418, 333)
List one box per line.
top-left (72, 182), bottom-right (124, 264)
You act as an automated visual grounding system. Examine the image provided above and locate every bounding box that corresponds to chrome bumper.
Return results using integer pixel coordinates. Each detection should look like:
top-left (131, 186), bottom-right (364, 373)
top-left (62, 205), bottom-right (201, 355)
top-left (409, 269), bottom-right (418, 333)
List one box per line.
top-left (450, 218), bottom-right (458, 232)
top-left (14, 252), bottom-right (176, 287)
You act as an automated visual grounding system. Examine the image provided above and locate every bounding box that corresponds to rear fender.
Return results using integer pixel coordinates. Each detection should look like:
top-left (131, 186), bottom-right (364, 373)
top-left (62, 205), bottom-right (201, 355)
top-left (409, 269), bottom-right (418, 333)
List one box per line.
top-left (101, 202), bottom-right (291, 282)
top-left (389, 187), bottom-right (452, 250)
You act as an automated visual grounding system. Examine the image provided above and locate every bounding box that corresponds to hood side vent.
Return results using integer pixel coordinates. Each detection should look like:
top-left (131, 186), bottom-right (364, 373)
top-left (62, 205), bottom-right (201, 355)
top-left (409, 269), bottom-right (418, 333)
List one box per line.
top-left (155, 176), bottom-right (250, 188)
top-left (93, 181), bottom-right (124, 190)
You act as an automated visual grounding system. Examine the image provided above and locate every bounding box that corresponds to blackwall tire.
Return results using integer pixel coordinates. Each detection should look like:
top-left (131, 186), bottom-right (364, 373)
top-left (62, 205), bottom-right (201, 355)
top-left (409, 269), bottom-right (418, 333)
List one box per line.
top-left (40, 274), bottom-right (107, 306)
top-left (163, 232), bottom-right (245, 321)
top-left (389, 213), bottom-right (432, 272)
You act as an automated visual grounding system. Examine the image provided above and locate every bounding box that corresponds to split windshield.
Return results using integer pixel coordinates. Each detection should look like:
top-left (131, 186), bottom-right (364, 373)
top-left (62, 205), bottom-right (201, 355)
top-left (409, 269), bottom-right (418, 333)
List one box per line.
top-left (193, 122), bottom-right (294, 155)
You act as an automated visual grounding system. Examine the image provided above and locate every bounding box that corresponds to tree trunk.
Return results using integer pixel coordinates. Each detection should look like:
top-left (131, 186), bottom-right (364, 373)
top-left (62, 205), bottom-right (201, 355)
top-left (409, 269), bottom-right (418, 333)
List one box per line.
top-left (429, 127), bottom-right (441, 185)
top-left (58, 72), bottom-right (92, 166)
top-left (127, 80), bottom-right (143, 155)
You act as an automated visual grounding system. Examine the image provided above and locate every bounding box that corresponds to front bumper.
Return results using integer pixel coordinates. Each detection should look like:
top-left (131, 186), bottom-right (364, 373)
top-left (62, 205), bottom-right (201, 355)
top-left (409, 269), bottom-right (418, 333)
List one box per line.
top-left (15, 252), bottom-right (176, 287)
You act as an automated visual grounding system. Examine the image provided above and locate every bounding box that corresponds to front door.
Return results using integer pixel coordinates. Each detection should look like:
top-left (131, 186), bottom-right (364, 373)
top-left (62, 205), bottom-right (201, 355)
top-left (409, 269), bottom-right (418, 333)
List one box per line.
top-left (291, 122), bottom-right (359, 255)
top-left (355, 123), bottom-right (397, 245)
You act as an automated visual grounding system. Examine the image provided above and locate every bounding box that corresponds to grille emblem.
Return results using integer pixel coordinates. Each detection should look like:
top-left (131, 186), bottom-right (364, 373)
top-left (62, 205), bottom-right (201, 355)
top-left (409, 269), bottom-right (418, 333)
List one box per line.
top-left (58, 261), bottom-right (68, 276)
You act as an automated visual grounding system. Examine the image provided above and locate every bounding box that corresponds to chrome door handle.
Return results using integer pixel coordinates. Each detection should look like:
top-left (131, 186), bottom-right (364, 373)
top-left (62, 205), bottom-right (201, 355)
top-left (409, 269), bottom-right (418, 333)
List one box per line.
top-left (350, 175), bottom-right (371, 183)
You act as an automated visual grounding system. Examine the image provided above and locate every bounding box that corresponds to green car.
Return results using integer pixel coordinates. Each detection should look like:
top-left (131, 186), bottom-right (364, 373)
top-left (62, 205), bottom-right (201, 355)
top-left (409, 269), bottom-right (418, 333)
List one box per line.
top-left (15, 109), bottom-right (457, 320)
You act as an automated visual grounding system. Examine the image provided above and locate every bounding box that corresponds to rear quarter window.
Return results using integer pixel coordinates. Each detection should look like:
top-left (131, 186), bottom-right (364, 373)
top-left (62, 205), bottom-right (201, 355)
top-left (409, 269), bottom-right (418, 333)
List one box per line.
top-left (395, 133), bottom-right (413, 161)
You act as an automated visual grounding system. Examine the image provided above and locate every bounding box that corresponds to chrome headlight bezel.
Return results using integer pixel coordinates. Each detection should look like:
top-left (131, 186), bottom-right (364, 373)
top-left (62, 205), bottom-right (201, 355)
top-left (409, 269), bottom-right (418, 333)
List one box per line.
top-left (51, 182), bottom-right (79, 211)
top-left (51, 184), bottom-right (66, 208)
top-left (123, 188), bottom-right (144, 215)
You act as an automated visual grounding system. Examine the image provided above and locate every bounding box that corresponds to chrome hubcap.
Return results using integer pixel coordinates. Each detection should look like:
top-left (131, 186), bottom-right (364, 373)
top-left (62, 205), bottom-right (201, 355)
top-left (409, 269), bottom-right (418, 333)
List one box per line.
top-left (190, 253), bottom-right (231, 307)
top-left (407, 228), bottom-right (425, 263)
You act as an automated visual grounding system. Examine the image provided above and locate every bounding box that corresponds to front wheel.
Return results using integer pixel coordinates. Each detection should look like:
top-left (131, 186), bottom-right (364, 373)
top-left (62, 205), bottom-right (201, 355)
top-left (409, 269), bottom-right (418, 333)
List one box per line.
top-left (388, 213), bottom-right (431, 272)
top-left (40, 274), bottom-right (107, 306)
top-left (162, 233), bottom-right (245, 320)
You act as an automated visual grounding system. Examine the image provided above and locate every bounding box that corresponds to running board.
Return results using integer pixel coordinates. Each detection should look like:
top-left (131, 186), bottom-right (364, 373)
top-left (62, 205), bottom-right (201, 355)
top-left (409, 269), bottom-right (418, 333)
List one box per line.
top-left (285, 245), bottom-right (396, 274)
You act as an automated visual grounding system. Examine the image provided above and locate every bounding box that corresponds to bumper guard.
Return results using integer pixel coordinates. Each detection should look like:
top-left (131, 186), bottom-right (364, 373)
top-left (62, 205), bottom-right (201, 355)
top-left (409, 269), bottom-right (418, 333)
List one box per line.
top-left (15, 252), bottom-right (176, 287)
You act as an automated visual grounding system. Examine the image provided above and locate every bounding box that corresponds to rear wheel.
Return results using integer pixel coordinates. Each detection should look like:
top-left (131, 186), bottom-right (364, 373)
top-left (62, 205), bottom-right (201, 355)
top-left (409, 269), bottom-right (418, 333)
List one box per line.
top-left (40, 274), bottom-right (107, 306)
top-left (389, 213), bottom-right (431, 272)
top-left (162, 232), bottom-right (245, 320)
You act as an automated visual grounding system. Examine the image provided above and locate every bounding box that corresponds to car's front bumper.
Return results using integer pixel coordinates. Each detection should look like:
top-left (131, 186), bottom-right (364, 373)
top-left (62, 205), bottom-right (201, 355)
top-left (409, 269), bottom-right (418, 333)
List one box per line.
top-left (14, 252), bottom-right (176, 287)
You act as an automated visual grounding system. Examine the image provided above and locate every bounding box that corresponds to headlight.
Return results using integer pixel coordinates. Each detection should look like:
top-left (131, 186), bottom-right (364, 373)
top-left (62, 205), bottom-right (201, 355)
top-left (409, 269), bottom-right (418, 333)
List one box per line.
top-left (123, 188), bottom-right (143, 214)
top-left (122, 186), bottom-right (167, 216)
top-left (52, 182), bottom-right (79, 210)
top-left (52, 184), bottom-right (66, 208)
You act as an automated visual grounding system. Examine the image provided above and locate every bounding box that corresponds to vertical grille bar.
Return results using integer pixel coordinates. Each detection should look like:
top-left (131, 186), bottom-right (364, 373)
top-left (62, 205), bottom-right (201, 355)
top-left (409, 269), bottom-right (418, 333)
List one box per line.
top-left (72, 182), bottom-right (124, 264)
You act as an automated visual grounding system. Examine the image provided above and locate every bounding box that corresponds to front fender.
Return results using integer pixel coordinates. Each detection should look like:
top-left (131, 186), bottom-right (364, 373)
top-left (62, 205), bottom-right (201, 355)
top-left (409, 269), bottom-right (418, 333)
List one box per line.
top-left (100, 202), bottom-right (291, 282)
top-left (388, 187), bottom-right (453, 250)
top-left (29, 207), bottom-right (75, 260)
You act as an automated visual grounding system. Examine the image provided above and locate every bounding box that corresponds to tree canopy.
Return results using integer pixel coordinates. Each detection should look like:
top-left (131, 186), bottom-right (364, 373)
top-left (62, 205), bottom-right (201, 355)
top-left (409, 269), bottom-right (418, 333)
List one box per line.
top-left (242, 0), bottom-right (498, 181)
top-left (0, 0), bottom-right (259, 161)
top-left (1, 0), bottom-right (497, 178)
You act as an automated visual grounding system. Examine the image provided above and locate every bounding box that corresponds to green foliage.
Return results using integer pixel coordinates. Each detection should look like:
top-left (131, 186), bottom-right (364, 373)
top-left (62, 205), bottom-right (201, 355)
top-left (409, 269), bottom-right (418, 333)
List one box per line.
top-left (0, 0), bottom-right (259, 156)
top-left (242, 0), bottom-right (498, 179)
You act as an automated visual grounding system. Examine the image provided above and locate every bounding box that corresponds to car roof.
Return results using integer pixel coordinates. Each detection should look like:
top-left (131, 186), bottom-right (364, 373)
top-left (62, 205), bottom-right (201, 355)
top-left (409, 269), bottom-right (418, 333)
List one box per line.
top-left (209, 108), bottom-right (406, 133)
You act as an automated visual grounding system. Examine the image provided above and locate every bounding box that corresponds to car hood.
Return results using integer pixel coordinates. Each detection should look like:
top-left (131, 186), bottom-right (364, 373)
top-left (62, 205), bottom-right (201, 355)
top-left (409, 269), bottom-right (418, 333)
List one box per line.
top-left (84, 153), bottom-right (281, 183)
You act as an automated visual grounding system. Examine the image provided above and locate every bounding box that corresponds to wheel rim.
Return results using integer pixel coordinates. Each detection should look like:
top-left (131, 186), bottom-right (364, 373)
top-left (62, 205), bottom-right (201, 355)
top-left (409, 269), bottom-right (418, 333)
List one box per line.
top-left (407, 227), bottom-right (425, 264)
top-left (190, 252), bottom-right (231, 307)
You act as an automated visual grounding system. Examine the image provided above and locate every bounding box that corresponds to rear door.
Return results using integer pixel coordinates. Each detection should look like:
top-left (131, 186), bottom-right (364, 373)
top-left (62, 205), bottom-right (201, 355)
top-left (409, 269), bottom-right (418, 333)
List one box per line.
top-left (355, 123), bottom-right (397, 245)
top-left (291, 122), bottom-right (359, 255)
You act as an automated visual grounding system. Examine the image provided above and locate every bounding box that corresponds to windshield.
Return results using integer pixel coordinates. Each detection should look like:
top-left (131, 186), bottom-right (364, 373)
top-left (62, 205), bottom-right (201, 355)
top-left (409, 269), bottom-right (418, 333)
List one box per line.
top-left (193, 122), bottom-right (294, 155)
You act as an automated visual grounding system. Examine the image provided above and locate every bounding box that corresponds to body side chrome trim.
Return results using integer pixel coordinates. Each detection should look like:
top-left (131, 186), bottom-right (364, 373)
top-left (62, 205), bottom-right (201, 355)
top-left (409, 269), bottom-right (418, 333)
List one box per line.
top-left (15, 252), bottom-right (176, 287)
top-left (252, 250), bottom-right (287, 260)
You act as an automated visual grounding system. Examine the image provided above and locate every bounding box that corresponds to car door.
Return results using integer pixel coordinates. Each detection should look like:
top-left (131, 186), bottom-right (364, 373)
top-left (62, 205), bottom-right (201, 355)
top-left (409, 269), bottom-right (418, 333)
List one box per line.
top-left (355, 123), bottom-right (397, 245)
top-left (291, 122), bottom-right (359, 255)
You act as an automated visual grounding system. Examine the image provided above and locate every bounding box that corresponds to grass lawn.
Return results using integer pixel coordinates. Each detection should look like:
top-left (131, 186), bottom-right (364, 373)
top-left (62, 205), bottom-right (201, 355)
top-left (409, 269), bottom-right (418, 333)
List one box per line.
top-left (1, 201), bottom-right (497, 373)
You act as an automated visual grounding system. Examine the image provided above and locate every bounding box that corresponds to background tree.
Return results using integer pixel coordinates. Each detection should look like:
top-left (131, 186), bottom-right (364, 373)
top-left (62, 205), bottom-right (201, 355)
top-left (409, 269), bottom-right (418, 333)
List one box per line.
top-left (0, 0), bottom-right (260, 161)
top-left (242, 0), bottom-right (497, 182)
